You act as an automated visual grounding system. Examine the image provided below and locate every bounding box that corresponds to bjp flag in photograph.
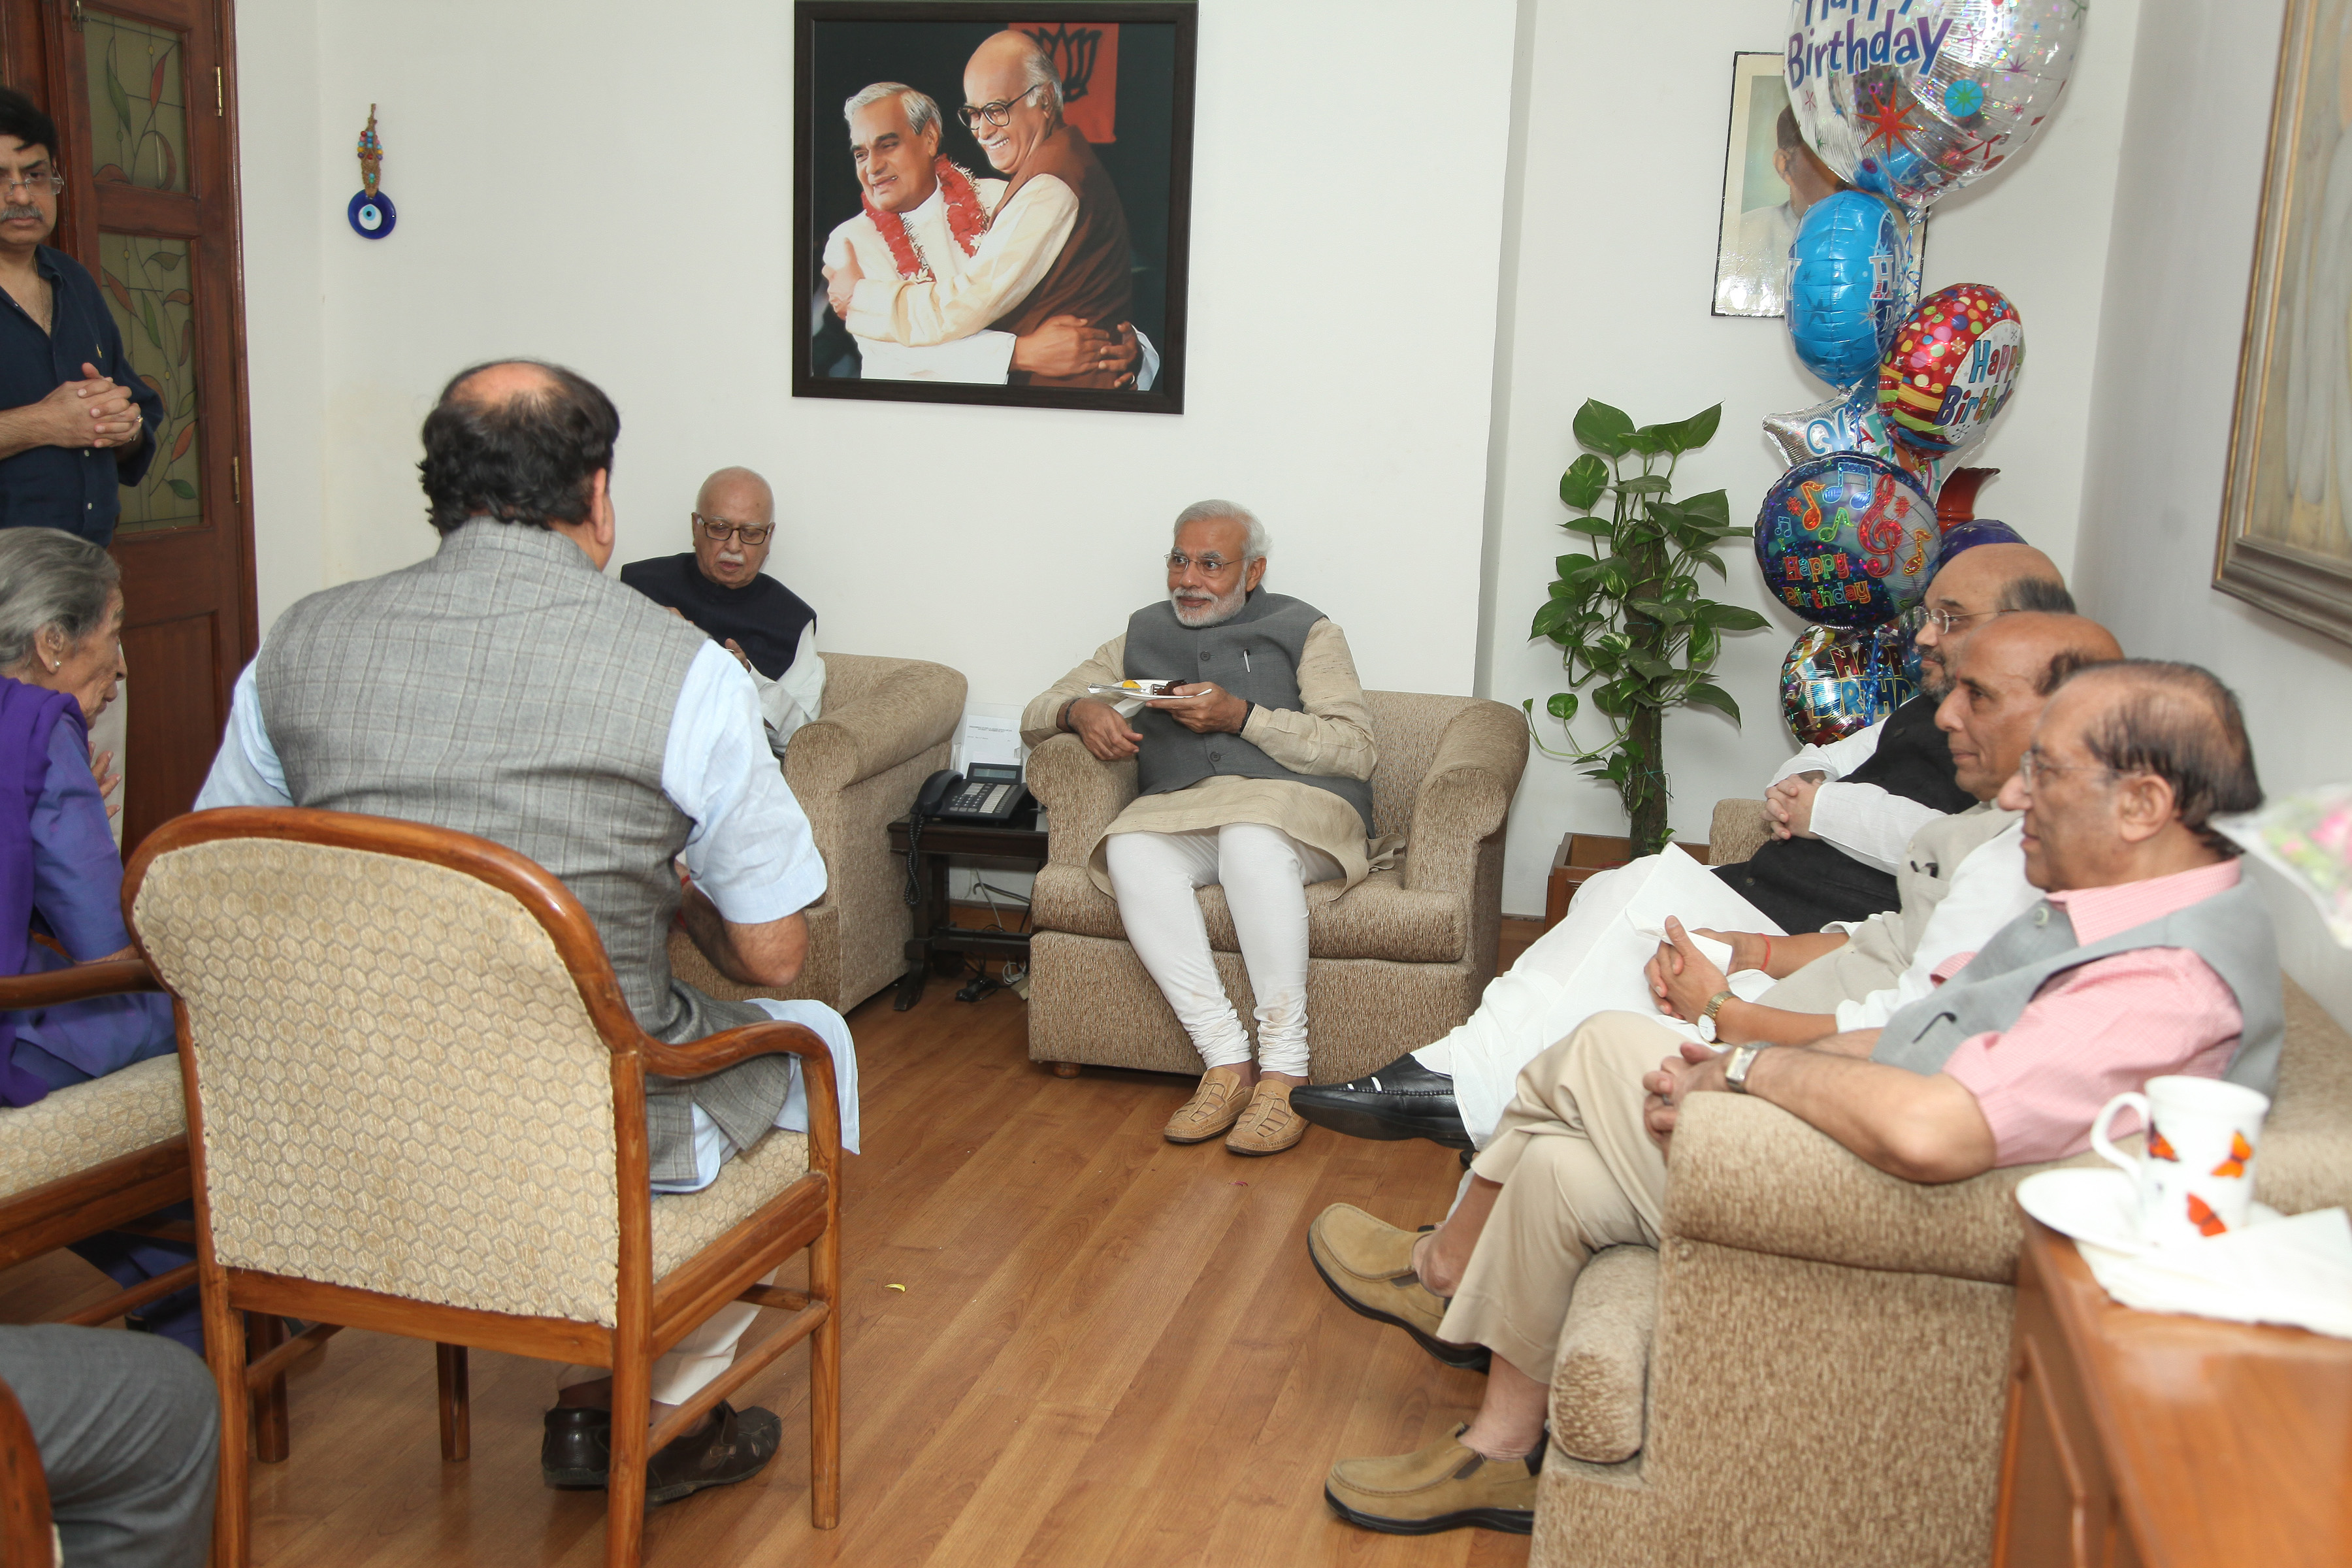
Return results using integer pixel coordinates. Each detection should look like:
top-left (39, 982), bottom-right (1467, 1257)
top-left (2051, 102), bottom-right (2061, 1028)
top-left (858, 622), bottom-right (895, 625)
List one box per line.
top-left (1016, 21), bottom-right (1118, 142)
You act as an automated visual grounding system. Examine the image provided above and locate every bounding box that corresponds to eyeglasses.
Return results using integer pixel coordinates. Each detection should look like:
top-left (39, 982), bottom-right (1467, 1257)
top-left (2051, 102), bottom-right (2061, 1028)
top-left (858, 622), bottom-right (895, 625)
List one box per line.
top-left (1166, 551), bottom-right (1243, 575)
top-left (2016, 749), bottom-right (2119, 788)
top-left (1914, 606), bottom-right (2004, 635)
top-left (958, 86), bottom-right (1042, 130)
top-left (694, 513), bottom-right (773, 546)
top-left (0, 168), bottom-right (63, 196)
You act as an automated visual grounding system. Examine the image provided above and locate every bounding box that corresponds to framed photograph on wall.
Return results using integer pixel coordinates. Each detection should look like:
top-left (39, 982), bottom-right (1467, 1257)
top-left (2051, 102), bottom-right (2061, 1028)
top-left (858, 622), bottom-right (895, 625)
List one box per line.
top-left (2216, 0), bottom-right (2352, 647)
top-left (791, 1), bottom-right (1196, 415)
top-left (1710, 51), bottom-right (1920, 319)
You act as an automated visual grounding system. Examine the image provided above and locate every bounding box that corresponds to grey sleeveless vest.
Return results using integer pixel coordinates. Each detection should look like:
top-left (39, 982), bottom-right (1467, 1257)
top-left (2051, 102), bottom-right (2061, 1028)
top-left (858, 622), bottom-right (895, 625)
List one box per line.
top-left (1122, 591), bottom-right (1375, 832)
top-left (1872, 873), bottom-right (2283, 1098)
top-left (255, 520), bottom-right (784, 1184)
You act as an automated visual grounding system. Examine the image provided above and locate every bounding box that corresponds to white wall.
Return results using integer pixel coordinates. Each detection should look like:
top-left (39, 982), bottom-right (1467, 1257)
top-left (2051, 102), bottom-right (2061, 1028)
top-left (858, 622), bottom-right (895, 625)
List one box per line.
top-left (238, 0), bottom-right (1519, 709)
top-left (2073, 0), bottom-right (2352, 1027)
top-left (1477, 0), bottom-right (2142, 915)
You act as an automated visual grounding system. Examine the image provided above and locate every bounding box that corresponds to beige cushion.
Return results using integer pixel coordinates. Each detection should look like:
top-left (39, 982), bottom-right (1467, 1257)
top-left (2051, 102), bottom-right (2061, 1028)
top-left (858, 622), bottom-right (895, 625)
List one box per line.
top-left (1030, 856), bottom-right (1467, 964)
top-left (651, 1127), bottom-right (811, 1281)
top-left (1551, 1245), bottom-right (1659, 1464)
top-left (0, 1054), bottom-right (184, 1203)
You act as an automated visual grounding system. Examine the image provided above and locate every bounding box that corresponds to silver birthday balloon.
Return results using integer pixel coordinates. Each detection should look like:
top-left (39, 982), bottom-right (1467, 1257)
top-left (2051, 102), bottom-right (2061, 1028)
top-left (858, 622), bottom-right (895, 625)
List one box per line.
top-left (1784, 0), bottom-right (2087, 212)
top-left (1761, 379), bottom-right (1950, 497)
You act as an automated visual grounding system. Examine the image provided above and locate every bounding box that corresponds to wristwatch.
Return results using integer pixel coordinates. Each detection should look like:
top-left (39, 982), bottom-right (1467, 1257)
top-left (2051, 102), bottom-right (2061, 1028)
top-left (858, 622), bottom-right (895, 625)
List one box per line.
top-left (1694, 988), bottom-right (1738, 1044)
top-left (1724, 1043), bottom-right (1769, 1094)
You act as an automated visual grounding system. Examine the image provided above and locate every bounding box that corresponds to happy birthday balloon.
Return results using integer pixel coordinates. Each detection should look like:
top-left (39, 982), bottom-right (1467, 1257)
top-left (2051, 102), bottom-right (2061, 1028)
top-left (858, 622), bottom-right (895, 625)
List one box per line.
top-left (1755, 452), bottom-right (1940, 627)
top-left (1762, 378), bottom-right (1949, 496)
top-left (1781, 622), bottom-right (1919, 745)
top-left (1784, 0), bottom-right (2087, 212)
top-left (1786, 189), bottom-right (1916, 387)
top-left (1876, 283), bottom-right (2023, 455)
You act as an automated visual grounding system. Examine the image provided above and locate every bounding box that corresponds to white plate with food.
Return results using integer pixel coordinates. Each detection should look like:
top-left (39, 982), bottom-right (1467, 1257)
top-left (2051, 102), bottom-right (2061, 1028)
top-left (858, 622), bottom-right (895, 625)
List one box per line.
top-left (1087, 680), bottom-right (1197, 700)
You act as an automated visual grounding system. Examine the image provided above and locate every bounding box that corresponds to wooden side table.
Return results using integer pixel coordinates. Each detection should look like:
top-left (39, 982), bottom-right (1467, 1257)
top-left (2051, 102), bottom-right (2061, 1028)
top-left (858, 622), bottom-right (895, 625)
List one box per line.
top-left (884, 804), bottom-right (1048, 1010)
top-left (1992, 1217), bottom-right (2352, 1568)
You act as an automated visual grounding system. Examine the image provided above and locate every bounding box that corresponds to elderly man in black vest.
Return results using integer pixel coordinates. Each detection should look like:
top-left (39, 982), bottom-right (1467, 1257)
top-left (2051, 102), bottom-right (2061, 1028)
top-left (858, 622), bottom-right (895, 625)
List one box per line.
top-left (1311, 657), bottom-right (2279, 1536)
top-left (1021, 501), bottom-right (1377, 1156)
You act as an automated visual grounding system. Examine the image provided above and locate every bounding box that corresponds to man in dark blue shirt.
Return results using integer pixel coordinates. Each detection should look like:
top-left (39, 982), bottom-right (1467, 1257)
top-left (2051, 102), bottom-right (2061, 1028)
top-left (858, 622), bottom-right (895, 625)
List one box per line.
top-left (0, 88), bottom-right (160, 546)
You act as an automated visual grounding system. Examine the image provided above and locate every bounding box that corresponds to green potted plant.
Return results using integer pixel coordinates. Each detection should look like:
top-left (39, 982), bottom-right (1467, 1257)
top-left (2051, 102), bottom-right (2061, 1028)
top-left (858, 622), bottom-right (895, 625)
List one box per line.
top-left (1526, 398), bottom-right (1768, 858)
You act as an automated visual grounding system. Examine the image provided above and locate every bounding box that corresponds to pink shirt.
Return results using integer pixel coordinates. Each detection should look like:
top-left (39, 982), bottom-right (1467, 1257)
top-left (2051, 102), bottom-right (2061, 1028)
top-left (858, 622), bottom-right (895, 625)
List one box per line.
top-left (1938, 858), bottom-right (2245, 1167)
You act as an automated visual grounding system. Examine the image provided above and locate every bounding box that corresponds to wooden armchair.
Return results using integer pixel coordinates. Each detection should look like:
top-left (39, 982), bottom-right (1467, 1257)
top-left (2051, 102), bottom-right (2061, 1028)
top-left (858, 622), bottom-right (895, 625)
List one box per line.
top-left (122, 808), bottom-right (844, 1568)
top-left (0, 960), bottom-right (194, 1329)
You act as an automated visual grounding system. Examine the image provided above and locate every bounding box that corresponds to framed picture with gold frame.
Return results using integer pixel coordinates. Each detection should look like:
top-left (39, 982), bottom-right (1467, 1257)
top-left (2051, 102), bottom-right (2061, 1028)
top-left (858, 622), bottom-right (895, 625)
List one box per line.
top-left (2217, 0), bottom-right (2352, 646)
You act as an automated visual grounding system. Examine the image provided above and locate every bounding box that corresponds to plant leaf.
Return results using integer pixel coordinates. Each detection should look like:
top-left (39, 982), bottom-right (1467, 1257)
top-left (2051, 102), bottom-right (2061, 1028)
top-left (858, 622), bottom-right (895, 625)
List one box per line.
top-left (1614, 475), bottom-right (1671, 495)
top-left (1572, 399), bottom-right (1635, 457)
top-left (105, 59), bottom-right (132, 137)
top-left (1627, 651), bottom-right (1675, 680)
top-left (1546, 692), bottom-right (1579, 723)
top-left (1625, 425), bottom-right (1668, 456)
top-left (1531, 600), bottom-right (1572, 638)
top-left (1663, 404), bottom-right (1723, 453)
top-left (1695, 602), bottom-right (1770, 630)
top-left (1685, 682), bottom-right (1741, 722)
top-left (167, 478), bottom-right (196, 500)
top-left (1558, 453), bottom-right (1609, 511)
top-left (1558, 514), bottom-right (1613, 538)
top-left (1682, 489), bottom-right (1732, 527)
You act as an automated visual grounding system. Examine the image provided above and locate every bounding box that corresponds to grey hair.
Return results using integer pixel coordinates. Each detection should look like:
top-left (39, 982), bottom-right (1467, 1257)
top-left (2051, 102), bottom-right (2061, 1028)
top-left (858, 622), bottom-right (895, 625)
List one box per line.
top-left (842, 81), bottom-right (943, 143)
top-left (0, 528), bottom-right (119, 674)
top-left (1009, 31), bottom-right (1065, 118)
top-left (1173, 500), bottom-right (1271, 564)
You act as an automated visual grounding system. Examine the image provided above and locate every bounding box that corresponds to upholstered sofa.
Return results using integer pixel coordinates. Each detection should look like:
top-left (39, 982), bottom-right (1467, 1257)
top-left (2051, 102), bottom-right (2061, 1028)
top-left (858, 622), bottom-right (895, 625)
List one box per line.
top-left (1023, 691), bottom-right (1529, 1082)
top-left (671, 651), bottom-right (964, 1013)
top-left (1529, 798), bottom-right (2352, 1568)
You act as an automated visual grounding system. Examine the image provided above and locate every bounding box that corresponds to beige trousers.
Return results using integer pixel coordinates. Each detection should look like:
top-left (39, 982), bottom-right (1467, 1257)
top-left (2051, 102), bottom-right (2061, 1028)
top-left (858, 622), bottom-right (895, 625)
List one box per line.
top-left (1436, 1011), bottom-right (1684, 1382)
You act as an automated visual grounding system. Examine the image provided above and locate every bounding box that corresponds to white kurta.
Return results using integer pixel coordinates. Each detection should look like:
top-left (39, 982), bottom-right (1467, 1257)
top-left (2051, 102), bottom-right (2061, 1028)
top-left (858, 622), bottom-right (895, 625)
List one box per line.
top-left (845, 171), bottom-right (1078, 348)
top-left (825, 178), bottom-right (1017, 382)
top-left (1767, 715), bottom-right (1944, 874)
top-left (749, 623), bottom-right (826, 754)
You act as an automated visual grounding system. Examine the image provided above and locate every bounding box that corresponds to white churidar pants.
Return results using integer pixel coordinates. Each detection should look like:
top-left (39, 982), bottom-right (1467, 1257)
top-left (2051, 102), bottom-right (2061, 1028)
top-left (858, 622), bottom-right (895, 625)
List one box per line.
top-left (1410, 845), bottom-right (1786, 1148)
top-left (1105, 823), bottom-right (1345, 1079)
top-left (558, 996), bottom-right (858, 1406)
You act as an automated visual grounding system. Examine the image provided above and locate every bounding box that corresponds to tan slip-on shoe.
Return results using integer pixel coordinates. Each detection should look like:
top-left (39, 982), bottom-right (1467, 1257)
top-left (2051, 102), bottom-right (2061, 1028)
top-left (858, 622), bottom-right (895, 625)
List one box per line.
top-left (1164, 1068), bottom-right (1253, 1143)
top-left (1305, 1205), bottom-right (1490, 1371)
top-left (1324, 1423), bottom-right (1543, 1535)
top-left (1225, 1078), bottom-right (1307, 1156)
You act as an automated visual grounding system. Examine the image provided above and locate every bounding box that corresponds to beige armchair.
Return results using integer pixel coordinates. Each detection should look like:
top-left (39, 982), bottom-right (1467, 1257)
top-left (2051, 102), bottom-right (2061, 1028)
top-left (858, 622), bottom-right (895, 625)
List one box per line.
top-left (670, 651), bottom-right (964, 1013)
top-left (1530, 800), bottom-right (2352, 1568)
top-left (1024, 691), bottom-right (1529, 1082)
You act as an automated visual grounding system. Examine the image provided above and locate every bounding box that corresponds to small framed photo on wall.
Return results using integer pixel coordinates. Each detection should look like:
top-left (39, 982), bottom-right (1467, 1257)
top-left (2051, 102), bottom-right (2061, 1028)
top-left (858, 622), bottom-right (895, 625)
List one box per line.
top-left (791, 1), bottom-right (1198, 415)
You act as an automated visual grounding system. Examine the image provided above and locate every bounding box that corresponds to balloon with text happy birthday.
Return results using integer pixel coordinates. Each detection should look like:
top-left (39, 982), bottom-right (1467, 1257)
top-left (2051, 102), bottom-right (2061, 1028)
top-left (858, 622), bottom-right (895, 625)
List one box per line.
top-left (1785, 0), bottom-right (2087, 213)
top-left (1780, 621), bottom-right (1919, 745)
top-left (1878, 282), bottom-right (2023, 455)
top-left (1754, 451), bottom-right (1940, 627)
top-left (1763, 378), bottom-right (1949, 495)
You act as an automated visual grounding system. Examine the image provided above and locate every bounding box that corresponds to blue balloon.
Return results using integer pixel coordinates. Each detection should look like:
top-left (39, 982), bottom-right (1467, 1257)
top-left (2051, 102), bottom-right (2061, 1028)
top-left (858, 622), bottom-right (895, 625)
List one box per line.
top-left (1754, 453), bottom-right (1939, 628)
top-left (1786, 191), bottom-right (1913, 388)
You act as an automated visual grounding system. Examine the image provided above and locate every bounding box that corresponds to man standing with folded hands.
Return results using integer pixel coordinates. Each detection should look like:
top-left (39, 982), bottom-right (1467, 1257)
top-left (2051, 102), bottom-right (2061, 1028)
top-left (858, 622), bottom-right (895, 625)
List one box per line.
top-left (1022, 500), bottom-right (1377, 1156)
top-left (1309, 657), bottom-right (2280, 1537)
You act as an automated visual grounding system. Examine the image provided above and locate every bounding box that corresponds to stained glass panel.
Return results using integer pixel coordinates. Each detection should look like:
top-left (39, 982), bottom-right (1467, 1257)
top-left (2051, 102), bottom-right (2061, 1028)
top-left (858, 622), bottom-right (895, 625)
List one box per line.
top-left (84, 10), bottom-right (189, 193)
top-left (97, 233), bottom-right (200, 534)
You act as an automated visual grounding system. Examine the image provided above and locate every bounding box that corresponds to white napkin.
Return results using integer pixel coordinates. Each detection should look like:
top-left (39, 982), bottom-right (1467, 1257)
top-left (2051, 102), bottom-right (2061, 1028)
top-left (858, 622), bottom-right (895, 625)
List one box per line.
top-left (2077, 1207), bottom-right (2352, 1339)
top-left (1622, 847), bottom-right (1784, 1006)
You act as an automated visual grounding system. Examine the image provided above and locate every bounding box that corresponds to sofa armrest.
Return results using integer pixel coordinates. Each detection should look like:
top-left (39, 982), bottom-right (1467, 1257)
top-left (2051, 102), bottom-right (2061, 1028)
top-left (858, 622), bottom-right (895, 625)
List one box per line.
top-left (1403, 700), bottom-right (1529, 894)
top-left (785, 657), bottom-right (966, 799)
top-left (1026, 734), bottom-right (1137, 869)
top-left (1707, 798), bottom-right (1771, 867)
top-left (1661, 1093), bottom-right (2075, 1285)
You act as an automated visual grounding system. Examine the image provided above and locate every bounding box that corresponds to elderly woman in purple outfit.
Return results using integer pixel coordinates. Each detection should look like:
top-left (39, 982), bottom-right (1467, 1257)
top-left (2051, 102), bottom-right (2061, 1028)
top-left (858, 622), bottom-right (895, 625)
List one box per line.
top-left (0, 528), bottom-right (192, 1348)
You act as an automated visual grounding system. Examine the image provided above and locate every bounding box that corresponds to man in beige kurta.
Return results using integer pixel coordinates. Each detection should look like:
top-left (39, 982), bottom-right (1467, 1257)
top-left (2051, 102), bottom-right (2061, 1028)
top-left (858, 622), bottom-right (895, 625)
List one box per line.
top-left (1022, 500), bottom-right (1377, 1154)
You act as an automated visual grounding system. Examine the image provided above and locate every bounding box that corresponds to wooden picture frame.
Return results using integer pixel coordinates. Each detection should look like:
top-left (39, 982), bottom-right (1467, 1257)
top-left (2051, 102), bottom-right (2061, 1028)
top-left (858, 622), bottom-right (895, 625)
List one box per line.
top-left (1713, 52), bottom-right (1797, 319)
top-left (791, 1), bottom-right (1197, 415)
top-left (2215, 0), bottom-right (2352, 647)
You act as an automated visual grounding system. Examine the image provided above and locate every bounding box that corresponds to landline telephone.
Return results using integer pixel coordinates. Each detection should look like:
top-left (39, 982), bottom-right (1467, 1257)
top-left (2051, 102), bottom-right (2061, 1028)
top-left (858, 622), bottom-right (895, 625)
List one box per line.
top-left (902, 762), bottom-right (1032, 907)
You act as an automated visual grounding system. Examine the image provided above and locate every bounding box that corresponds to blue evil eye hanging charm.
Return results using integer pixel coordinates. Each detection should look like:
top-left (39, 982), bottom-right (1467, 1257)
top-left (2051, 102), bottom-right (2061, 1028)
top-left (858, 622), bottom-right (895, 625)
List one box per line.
top-left (348, 104), bottom-right (395, 239)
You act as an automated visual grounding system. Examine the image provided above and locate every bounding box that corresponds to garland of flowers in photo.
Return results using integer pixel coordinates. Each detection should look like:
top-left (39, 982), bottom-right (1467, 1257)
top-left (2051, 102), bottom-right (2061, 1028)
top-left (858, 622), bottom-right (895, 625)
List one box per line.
top-left (861, 156), bottom-right (991, 280)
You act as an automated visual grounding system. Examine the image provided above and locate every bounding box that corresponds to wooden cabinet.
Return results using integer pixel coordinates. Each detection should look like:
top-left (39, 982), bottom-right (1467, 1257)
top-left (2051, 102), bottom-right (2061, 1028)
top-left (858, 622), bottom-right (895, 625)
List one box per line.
top-left (1993, 1218), bottom-right (2352, 1568)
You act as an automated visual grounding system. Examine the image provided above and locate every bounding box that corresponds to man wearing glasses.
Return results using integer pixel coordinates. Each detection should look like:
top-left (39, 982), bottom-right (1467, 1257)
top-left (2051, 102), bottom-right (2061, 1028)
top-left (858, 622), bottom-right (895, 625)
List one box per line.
top-left (825, 30), bottom-right (1141, 389)
top-left (621, 467), bottom-right (823, 753)
top-left (1021, 500), bottom-right (1377, 1156)
top-left (0, 87), bottom-right (160, 544)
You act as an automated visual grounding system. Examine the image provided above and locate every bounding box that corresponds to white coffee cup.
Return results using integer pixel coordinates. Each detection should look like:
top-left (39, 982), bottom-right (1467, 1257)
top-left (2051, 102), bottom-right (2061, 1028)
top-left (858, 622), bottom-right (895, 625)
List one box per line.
top-left (2089, 1075), bottom-right (2270, 1248)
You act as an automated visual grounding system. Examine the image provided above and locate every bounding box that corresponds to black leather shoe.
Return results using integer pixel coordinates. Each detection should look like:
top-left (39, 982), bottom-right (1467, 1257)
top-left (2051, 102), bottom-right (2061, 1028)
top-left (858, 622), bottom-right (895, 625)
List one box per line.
top-left (1290, 1056), bottom-right (1473, 1150)
top-left (646, 1401), bottom-right (783, 1505)
top-left (542, 1407), bottom-right (611, 1489)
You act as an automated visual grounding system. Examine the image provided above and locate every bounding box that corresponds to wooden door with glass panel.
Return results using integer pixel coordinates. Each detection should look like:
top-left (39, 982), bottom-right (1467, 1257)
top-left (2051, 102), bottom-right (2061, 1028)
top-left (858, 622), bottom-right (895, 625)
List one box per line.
top-left (2, 0), bottom-right (255, 849)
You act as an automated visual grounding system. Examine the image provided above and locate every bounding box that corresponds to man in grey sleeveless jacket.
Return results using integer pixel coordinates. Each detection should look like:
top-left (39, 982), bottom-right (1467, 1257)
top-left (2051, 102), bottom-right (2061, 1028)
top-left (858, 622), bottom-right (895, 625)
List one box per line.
top-left (1021, 501), bottom-right (1377, 1156)
top-left (197, 361), bottom-right (859, 1505)
top-left (1309, 657), bottom-right (2275, 1537)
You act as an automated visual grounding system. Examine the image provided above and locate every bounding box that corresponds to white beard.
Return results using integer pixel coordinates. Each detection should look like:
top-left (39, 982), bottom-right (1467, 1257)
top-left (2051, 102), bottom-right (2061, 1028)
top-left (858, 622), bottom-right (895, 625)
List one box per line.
top-left (1171, 583), bottom-right (1247, 627)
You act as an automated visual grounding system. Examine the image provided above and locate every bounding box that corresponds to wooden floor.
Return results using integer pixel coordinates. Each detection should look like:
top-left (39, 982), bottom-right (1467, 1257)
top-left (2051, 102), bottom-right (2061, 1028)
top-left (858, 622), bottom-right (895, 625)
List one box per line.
top-left (0, 924), bottom-right (1546, 1568)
